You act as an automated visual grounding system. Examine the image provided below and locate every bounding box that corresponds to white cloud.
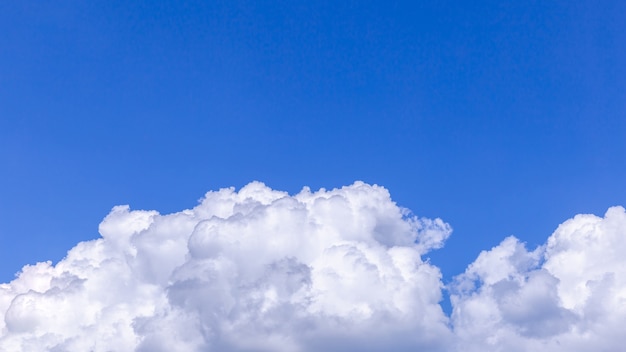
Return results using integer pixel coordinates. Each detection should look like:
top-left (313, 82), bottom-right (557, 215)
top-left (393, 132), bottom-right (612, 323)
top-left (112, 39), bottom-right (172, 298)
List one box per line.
top-left (450, 206), bottom-right (626, 351)
top-left (0, 181), bottom-right (452, 351)
top-left (2, 182), bottom-right (626, 351)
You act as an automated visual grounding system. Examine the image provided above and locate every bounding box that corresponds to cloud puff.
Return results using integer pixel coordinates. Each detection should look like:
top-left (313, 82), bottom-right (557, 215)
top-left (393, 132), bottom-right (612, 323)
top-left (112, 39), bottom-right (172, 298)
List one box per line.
top-left (0, 182), bottom-right (453, 351)
top-left (2, 182), bottom-right (626, 352)
top-left (450, 206), bottom-right (626, 351)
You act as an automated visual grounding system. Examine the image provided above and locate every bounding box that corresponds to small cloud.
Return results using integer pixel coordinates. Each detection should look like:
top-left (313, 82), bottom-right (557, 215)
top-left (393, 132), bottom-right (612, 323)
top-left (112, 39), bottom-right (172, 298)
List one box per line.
top-left (450, 206), bottom-right (626, 351)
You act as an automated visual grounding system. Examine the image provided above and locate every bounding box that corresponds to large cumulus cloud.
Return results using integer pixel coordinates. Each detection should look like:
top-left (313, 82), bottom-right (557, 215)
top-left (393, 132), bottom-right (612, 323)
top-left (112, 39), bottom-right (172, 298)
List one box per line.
top-left (2, 182), bottom-right (626, 351)
top-left (0, 182), bottom-right (453, 351)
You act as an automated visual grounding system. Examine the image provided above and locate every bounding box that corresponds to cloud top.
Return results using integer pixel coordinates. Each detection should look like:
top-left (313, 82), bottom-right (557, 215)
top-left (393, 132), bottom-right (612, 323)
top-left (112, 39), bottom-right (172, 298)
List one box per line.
top-left (2, 182), bottom-right (625, 351)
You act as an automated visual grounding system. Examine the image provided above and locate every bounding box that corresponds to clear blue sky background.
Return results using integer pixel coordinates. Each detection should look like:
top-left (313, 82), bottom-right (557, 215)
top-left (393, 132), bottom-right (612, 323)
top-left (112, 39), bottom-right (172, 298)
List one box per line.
top-left (1, 1), bottom-right (625, 291)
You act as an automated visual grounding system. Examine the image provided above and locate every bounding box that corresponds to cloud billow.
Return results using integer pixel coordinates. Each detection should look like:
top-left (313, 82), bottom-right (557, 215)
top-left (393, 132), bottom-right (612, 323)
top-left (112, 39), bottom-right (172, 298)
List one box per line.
top-left (450, 206), bottom-right (626, 351)
top-left (1, 181), bottom-right (625, 351)
top-left (0, 182), bottom-right (452, 351)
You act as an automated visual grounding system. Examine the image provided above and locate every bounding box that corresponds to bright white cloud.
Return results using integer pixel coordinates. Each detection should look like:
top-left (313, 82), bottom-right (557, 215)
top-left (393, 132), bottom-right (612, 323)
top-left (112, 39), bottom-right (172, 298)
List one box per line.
top-left (2, 182), bottom-right (625, 352)
top-left (0, 182), bottom-right (452, 351)
top-left (450, 206), bottom-right (626, 352)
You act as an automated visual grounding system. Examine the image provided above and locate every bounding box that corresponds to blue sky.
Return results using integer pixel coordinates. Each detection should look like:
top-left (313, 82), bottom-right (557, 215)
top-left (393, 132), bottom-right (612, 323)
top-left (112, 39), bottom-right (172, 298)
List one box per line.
top-left (1, 0), bottom-right (625, 292)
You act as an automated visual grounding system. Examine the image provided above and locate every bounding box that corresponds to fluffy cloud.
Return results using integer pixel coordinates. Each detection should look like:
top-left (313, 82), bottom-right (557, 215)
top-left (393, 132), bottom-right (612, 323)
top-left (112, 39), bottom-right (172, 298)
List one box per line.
top-left (450, 206), bottom-right (626, 351)
top-left (2, 182), bottom-right (625, 352)
top-left (0, 182), bottom-right (452, 351)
